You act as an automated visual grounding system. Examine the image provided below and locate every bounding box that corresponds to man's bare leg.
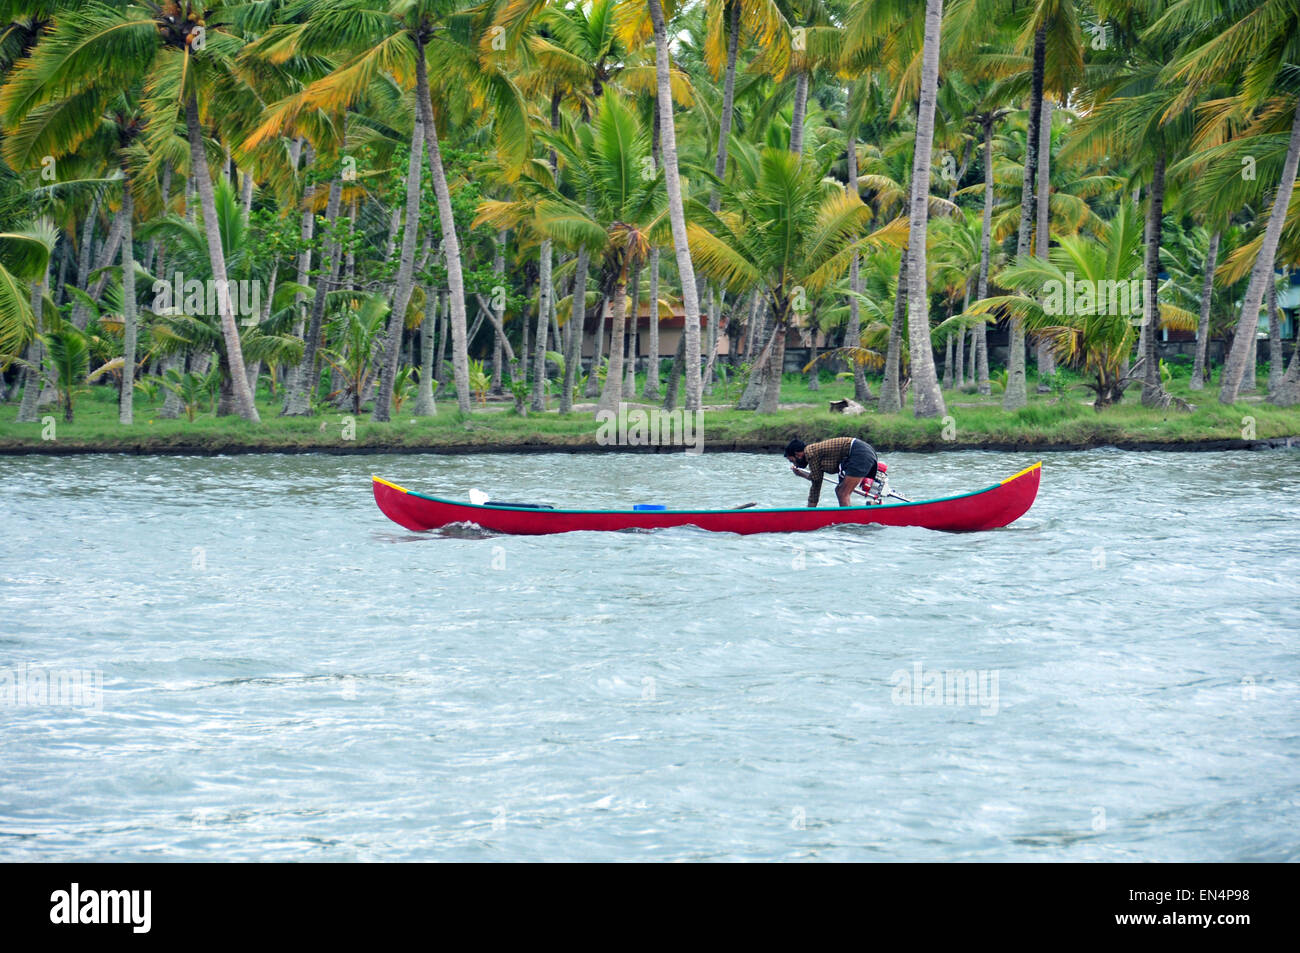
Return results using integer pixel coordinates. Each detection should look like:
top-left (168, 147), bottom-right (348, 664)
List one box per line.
top-left (836, 476), bottom-right (863, 507)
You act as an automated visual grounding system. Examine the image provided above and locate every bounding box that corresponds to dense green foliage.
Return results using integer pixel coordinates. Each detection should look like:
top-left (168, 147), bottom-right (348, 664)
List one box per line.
top-left (1, 0), bottom-right (1298, 435)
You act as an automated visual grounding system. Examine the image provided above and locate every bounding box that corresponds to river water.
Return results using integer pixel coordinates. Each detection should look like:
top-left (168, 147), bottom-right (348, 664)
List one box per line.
top-left (2, 449), bottom-right (1297, 861)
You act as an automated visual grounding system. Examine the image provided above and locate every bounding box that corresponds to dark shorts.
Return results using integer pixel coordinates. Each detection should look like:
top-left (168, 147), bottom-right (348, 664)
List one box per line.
top-left (841, 438), bottom-right (878, 479)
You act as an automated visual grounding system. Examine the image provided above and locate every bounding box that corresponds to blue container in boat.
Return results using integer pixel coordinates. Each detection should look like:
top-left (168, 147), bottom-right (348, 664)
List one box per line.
top-left (633, 504), bottom-right (667, 511)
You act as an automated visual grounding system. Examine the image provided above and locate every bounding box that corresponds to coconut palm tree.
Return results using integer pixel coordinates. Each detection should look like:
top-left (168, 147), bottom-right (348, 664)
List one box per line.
top-left (140, 179), bottom-right (305, 409)
top-left (640, 0), bottom-right (705, 412)
top-left (686, 146), bottom-right (901, 413)
top-left (843, 0), bottom-right (958, 416)
top-left (0, 1), bottom-right (266, 420)
top-left (261, 0), bottom-right (530, 416)
top-left (1156, 0), bottom-right (1300, 404)
top-left (475, 90), bottom-right (665, 417)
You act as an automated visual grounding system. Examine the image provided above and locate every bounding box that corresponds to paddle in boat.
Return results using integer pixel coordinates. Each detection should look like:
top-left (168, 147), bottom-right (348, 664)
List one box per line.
top-left (371, 462), bottom-right (1041, 536)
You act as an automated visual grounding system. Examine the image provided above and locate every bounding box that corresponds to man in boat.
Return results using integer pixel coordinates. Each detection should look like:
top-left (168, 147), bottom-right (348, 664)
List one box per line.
top-left (785, 437), bottom-right (878, 507)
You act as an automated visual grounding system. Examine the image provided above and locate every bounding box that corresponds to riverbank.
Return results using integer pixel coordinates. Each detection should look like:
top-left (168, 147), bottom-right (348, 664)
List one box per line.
top-left (4, 377), bottom-right (1299, 456)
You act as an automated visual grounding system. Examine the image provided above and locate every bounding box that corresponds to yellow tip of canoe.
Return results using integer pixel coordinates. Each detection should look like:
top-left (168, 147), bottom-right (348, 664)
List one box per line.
top-left (1000, 461), bottom-right (1042, 485)
top-left (372, 476), bottom-right (410, 494)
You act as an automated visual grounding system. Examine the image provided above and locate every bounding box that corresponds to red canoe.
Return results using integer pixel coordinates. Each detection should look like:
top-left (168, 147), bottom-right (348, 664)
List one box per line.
top-left (372, 462), bottom-right (1041, 535)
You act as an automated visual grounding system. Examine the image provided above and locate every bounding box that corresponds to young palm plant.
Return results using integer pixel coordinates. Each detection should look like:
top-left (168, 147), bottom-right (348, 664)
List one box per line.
top-left (966, 202), bottom-right (1196, 409)
top-left (687, 145), bottom-right (903, 413)
top-left (40, 324), bottom-right (89, 422)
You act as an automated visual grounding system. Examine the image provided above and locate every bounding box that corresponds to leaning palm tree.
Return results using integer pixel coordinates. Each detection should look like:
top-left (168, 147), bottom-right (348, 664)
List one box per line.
top-left (686, 146), bottom-right (903, 413)
top-left (1157, 0), bottom-right (1300, 405)
top-left (0, 1), bottom-right (264, 420)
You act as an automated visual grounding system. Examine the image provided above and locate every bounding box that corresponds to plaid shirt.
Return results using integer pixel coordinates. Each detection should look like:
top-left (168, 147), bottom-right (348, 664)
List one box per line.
top-left (802, 437), bottom-right (856, 507)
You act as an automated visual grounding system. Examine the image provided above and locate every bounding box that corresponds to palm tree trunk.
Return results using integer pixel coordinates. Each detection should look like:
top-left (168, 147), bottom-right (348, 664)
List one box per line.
top-left (625, 317), bottom-right (637, 397)
top-left (414, 284), bottom-right (439, 416)
top-left (15, 339), bottom-right (43, 422)
top-left (737, 299), bottom-right (771, 409)
top-left (435, 292), bottom-right (449, 385)
top-left (284, 173), bottom-right (344, 415)
top-left (185, 91), bottom-right (259, 422)
top-left (585, 298), bottom-right (605, 398)
top-left (879, 255), bottom-right (907, 413)
top-left (550, 276), bottom-right (562, 354)
top-left (158, 355), bottom-right (182, 418)
top-left (75, 192), bottom-right (99, 292)
top-left (413, 40), bottom-right (472, 414)
top-left (281, 141), bottom-right (314, 400)
top-left (344, 199), bottom-right (358, 291)
top-left (375, 114), bottom-right (428, 422)
top-left (645, 103), bottom-right (665, 403)
top-left (1266, 274), bottom-right (1283, 393)
top-left (743, 288), bottom-right (759, 358)
top-left (1189, 230), bottom-right (1219, 390)
top-left (664, 332), bottom-right (685, 410)
top-left (1221, 97), bottom-right (1300, 403)
top-left (491, 327), bottom-right (504, 394)
top-left (16, 255), bottom-right (52, 422)
top-left (71, 202), bottom-right (125, 331)
top-left (562, 245), bottom-right (588, 412)
top-left (1244, 322), bottom-right (1257, 391)
top-left (532, 238), bottom-right (552, 411)
top-left (596, 271), bottom-right (629, 415)
top-left (625, 258), bottom-right (641, 397)
top-left (716, 1), bottom-right (740, 190)
top-left (1035, 97), bottom-right (1055, 390)
top-left (790, 70), bottom-right (809, 155)
top-left (943, 331), bottom-right (954, 390)
top-left (757, 310), bottom-right (788, 414)
top-left (904, 0), bottom-right (947, 419)
top-left (1141, 150), bottom-right (1168, 406)
top-left (1004, 27), bottom-right (1046, 411)
top-left (955, 317), bottom-right (965, 390)
top-left (806, 326), bottom-right (819, 391)
top-left (648, 0), bottom-right (703, 411)
top-left (976, 117), bottom-right (994, 396)
top-left (846, 131), bottom-right (871, 401)
top-left (118, 181), bottom-right (137, 425)
top-left (245, 251), bottom-right (274, 398)
top-left (643, 247), bottom-right (661, 399)
top-left (703, 287), bottom-right (721, 391)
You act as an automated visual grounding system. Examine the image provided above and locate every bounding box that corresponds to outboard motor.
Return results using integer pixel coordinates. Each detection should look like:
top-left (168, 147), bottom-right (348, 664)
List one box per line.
top-left (861, 461), bottom-right (889, 505)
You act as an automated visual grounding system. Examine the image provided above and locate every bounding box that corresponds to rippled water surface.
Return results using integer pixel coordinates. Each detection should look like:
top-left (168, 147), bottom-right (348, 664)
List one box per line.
top-left (2, 448), bottom-right (1298, 861)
